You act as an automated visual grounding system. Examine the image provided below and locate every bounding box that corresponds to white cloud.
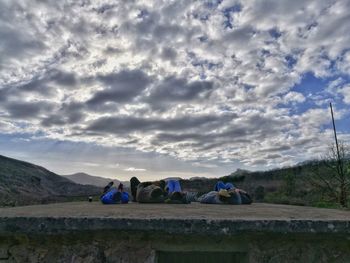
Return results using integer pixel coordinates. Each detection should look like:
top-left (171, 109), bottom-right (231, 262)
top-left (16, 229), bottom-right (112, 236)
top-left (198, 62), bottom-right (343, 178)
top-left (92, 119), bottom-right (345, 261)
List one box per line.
top-left (0, 0), bottom-right (350, 173)
top-left (284, 91), bottom-right (306, 104)
top-left (124, 167), bottom-right (147, 172)
top-left (339, 86), bottom-right (350, 104)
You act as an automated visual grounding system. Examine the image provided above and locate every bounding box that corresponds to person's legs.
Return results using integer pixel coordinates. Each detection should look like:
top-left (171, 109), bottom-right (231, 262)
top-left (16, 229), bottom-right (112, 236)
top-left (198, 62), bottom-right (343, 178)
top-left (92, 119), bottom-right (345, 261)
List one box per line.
top-left (225, 183), bottom-right (235, 190)
top-left (173, 180), bottom-right (182, 193)
top-left (102, 181), bottom-right (114, 196)
top-left (214, 181), bottom-right (226, 191)
top-left (165, 180), bottom-right (174, 194)
top-left (159, 180), bottom-right (166, 191)
top-left (130, 177), bottom-right (141, 202)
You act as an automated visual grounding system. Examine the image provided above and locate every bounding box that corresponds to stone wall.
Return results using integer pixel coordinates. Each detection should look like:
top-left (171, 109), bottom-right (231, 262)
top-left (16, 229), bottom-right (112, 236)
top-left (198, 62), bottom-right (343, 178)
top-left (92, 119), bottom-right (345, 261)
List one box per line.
top-left (1, 231), bottom-right (349, 263)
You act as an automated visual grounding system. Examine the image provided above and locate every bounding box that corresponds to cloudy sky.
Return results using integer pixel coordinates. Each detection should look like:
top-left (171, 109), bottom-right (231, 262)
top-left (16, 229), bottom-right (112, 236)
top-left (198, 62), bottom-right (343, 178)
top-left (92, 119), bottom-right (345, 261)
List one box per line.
top-left (1, 0), bottom-right (350, 181)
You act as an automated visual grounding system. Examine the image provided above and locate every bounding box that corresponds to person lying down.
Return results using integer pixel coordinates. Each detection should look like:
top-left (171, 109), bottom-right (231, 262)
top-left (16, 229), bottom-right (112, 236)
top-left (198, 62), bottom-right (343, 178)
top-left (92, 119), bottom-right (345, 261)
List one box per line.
top-left (130, 177), bottom-right (191, 204)
top-left (198, 181), bottom-right (252, 205)
top-left (100, 182), bottom-right (129, 204)
top-left (130, 177), bottom-right (252, 205)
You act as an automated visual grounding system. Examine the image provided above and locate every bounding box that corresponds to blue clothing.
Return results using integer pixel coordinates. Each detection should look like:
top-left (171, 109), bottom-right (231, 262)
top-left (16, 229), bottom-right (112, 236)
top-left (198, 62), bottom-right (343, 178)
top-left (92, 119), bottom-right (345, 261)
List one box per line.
top-left (165, 180), bottom-right (182, 194)
top-left (214, 181), bottom-right (235, 191)
top-left (121, 192), bottom-right (129, 203)
top-left (198, 191), bottom-right (223, 204)
top-left (198, 190), bottom-right (242, 205)
top-left (101, 188), bottom-right (129, 204)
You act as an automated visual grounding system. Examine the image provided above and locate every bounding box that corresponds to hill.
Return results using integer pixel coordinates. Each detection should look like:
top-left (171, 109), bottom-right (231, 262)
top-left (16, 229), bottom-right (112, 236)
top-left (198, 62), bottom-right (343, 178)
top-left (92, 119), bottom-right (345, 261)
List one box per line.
top-left (180, 160), bottom-right (350, 207)
top-left (63, 172), bottom-right (119, 187)
top-left (0, 155), bottom-right (101, 206)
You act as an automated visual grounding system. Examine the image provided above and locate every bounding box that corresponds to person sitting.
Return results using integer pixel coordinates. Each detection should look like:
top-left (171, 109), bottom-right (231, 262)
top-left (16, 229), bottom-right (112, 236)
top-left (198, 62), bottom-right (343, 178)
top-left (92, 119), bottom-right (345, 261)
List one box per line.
top-left (100, 182), bottom-right (129, 204)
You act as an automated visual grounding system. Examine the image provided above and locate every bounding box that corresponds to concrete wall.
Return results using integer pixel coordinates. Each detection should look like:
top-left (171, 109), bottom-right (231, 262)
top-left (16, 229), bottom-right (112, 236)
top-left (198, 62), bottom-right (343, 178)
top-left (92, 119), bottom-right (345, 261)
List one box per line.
top-left (1, 231), bottom-right (350, 263)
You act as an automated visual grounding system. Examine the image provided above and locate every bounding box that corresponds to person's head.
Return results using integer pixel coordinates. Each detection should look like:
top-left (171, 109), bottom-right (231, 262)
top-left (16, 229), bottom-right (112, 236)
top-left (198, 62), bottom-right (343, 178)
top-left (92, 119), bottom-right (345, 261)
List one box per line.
top-left (218, 189), bottom-right (231, 202)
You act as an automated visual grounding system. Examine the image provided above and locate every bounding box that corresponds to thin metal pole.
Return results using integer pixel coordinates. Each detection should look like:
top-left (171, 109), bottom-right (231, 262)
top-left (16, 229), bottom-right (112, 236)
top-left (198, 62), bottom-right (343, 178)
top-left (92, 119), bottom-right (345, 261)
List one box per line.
top-left (330, 102), bottom-right (346, 205)
top-left (330, 102), bottom-right (341, 163)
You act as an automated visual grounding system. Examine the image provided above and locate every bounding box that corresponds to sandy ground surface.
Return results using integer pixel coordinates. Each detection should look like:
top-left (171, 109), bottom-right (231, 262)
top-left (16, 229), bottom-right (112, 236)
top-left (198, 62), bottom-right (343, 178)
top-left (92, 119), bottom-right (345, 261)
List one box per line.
top-left (0, 202), bottom-right (349, 221)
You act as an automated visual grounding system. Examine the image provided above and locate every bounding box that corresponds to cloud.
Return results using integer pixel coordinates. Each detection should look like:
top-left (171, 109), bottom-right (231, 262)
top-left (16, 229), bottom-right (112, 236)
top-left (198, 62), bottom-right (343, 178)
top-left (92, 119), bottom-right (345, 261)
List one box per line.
top-left (339, 85), bottom-right (350, 104)
top-left (144, 77), bottom-right (214, 109)
top-left (87, 69), bottom-right (151, 106)
top-left (124, 167), bottom-right (147, 172)
top-left (0, 0), bottom-right (350, 173)
top-left (86, 113), bottom-right (233, 134)
top-left (41, 102), bottom-right (85, 127)
top-left (283, 91), bottom-right (306, 104)
top-left (4, 101), bottom-right (55, 119)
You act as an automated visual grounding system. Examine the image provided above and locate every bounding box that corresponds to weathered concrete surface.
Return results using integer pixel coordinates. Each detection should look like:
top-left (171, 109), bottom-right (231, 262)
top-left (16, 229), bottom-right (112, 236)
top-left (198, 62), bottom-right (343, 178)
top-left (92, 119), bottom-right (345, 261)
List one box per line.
top-left (1, 202), bottom-right (350, 220)
top-left (0, 202), bottom-right (350, 235)
top-left (0, 202), bottom-right (350, 263)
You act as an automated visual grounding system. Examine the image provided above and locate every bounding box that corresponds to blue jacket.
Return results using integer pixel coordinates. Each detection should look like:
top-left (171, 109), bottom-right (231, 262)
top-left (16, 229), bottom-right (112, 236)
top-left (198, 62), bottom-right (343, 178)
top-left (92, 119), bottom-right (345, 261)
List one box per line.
top-left (101, 189), bottom-right (129, 204)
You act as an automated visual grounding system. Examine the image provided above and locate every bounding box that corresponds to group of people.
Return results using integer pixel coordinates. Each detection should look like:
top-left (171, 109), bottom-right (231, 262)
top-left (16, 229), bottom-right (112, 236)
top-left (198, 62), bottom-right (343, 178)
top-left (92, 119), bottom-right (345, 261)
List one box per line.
top-left (100, 177), bottom-right (252, 205)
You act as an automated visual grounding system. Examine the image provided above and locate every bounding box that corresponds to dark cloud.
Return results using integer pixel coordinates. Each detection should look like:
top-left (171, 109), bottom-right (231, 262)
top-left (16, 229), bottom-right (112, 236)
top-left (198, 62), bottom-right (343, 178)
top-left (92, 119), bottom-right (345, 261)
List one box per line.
top-left (103, 46), bottom-right (122, 55)
top-left (5, 101), bottom-right (54, 119)
top-left (145, 77), bottom-right (214, 108)
top-left (153, 24), bottom-right (183, 41)
top-left (155, 132), bottom-right (204, 143)
top-left (48, 69), bottom-right (77, 87)
top-left (0, 69), bottom-right (78, 103)
top-left (266, 154), bottom-right (282, 159)
top-left (87, 69), bottom-right (151, 106)
top-left (41, 102), bottom-right (85, 127)
top-left (150, 112), bottom-right (290, 152)
top-left (86, 114), bottom-right (229, 134)
top-left (0, 88), bottom-right (11, 102)
top-left (160, 47), bottom-right (177, 61)
top-left (0, 24), bottom-right (45, 64)
top-left (259, 145), bottom-right (292, 153)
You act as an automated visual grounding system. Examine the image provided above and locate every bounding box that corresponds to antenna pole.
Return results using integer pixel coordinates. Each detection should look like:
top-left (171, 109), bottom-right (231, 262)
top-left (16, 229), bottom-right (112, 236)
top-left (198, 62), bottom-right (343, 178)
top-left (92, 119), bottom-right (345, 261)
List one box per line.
top-left (330, 102), bottom-right (346, 206)
top-left (330, 102), bottom-right (341, 162)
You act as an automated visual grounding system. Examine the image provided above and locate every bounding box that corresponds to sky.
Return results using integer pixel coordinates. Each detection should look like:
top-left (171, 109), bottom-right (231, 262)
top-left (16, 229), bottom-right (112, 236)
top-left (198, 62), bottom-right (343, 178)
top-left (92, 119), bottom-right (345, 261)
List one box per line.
top-left (0, 0), bottom-right (350, 181)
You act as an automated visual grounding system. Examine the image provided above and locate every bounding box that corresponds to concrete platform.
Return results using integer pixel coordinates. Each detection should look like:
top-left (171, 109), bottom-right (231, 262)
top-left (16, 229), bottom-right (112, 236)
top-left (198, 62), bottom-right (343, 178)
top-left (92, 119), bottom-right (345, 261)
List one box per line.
top-left (0, 202), bottom-right (350, 235)
top-left (1, 202), bottom-right (350, 263)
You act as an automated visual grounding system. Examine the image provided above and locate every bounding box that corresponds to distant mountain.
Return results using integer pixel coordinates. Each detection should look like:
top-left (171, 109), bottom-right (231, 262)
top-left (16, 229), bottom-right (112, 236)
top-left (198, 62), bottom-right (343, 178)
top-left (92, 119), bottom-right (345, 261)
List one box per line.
top-left (163, 177), bottom-right (182, 181)
top-left (0, 155), bottom-right (101, 206)
top-left (63, 172), bottom-right (128, 187)
top-left (189, 176), bottom-right (208, 181)
top-left (229, 168), bottom-right (251, 176)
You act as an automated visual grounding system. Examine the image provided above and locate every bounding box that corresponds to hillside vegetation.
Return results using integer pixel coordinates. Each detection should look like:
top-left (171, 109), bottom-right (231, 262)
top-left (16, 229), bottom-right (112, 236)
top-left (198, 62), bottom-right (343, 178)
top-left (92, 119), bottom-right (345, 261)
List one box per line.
top-left (0, 155), bottom-right (101, 206)
top-left (180, 161), bottom-right (350, 208)
top-left (1, 154), bottom-right (349, 208)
